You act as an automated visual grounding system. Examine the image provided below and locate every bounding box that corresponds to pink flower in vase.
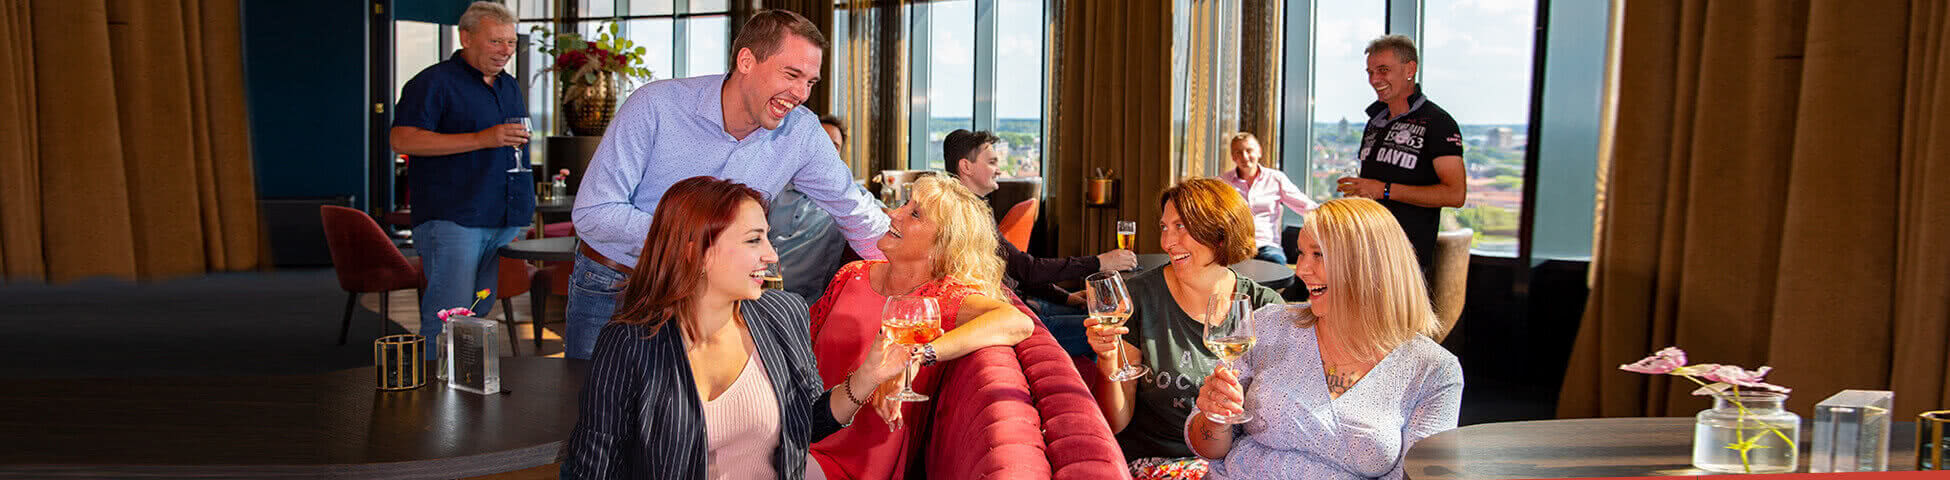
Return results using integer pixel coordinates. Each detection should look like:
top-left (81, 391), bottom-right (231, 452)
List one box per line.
top-left (1697, 364), bottom-right (1790, 393)
top-left (436, 307), bottom-right (475, 322)
top-left (1619, 346), bottom-right (1687, 374)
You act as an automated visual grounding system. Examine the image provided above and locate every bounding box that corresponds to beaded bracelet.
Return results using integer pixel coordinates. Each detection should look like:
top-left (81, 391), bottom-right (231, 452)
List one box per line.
top-left (839, 372), bottom-right (869, 407)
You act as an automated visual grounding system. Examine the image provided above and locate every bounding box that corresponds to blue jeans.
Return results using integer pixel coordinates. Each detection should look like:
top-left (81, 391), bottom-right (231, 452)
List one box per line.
top-left (564, 250), bottom-right (628, 359)
top-left (413, 220), bottom-right (522, 360)
top-left (1253, 245), bottom-right (1287, 265)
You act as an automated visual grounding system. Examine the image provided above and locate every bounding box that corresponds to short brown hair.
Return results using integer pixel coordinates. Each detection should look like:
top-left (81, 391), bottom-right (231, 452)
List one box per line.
top-left (730, 9), bottom-right (828, 69)
top-left (1159, 177), bottom-right (1256, 265)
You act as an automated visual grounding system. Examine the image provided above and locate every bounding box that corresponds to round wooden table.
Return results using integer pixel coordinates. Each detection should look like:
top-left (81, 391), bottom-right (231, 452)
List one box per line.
top-left (1404, 417), bottom-right (1919, 479)
top-left (535, 195), bottom-right (574, 214)
top-left (1133, 253), bottom-right (1296, 290)
top-left (499, 237), bottom-right (578, 262)
top-left (0, 357), bottom-right (588, 478)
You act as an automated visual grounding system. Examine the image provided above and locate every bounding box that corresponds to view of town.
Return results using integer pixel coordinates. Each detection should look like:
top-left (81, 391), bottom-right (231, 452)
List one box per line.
top-left (1308, 120), bottom-right (1526, 254)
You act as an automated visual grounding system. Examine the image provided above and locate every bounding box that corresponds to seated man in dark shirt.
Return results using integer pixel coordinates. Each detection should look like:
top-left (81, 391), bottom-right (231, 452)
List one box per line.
top-left (942, 129), bottom-right (1135, 354)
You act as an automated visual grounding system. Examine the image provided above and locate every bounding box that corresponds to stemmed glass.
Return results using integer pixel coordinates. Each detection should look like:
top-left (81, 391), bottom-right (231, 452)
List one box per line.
top-left (1115, 221), bottom-right (1137, 251)
top-left (881, 295), bottom-right (942, 402)
top-left (504, 116), bottom-right (533, 173)
top-left (1086, 271), bottom-right (1148, 382)
top-left (1204, 292), bottom-right (1258, 424)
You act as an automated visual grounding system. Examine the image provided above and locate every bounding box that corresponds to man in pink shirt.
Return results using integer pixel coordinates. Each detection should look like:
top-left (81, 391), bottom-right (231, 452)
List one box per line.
top-left (1218, 132), bottom-right (1316, 265)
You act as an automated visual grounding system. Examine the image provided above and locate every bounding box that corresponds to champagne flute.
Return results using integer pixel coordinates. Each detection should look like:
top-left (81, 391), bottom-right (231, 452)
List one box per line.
top-left (1086, 271), bottom-right (1148, 382)
top-left (881, 295), bottom-right (942, 402)
top-left (1115, 221), bottom-right (1137, 251)
top-left (1204, 292), bottom-right (1257, 424)
top-left (504, 116), bottom-right (533, 173)
top-left (760, 262), bottom-right (785, 291)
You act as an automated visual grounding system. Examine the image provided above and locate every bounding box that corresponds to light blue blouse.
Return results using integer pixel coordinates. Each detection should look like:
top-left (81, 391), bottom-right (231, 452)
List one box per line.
top-left (1187, 304), bottom-right (1462, 480)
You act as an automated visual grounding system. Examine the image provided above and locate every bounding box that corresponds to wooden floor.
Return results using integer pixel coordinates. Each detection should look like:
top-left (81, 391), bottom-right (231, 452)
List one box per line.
top-left (362, 288), bottom-right (569, 358)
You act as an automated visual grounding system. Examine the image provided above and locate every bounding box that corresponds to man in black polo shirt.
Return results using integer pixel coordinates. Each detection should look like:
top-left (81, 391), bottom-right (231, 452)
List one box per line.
top-left (1337, 35), bottom-right (1467, 273)
top-left (389, 1), bottom-right (533, 357)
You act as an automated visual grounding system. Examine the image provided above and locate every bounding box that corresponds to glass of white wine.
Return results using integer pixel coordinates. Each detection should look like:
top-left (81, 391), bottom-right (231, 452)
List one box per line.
top-left (1204, 292), bottom-right (1257, 424)
top-left (1085, 271), bottom-right (1148, 382)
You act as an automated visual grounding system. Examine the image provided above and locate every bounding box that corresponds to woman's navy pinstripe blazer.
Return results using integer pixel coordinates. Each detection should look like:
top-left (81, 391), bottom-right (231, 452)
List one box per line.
top-left (561, 290), bottom-right (845, 479)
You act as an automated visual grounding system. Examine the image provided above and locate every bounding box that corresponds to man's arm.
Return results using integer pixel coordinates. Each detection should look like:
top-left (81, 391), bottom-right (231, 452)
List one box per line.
top-left (792, 133), bottom-right (889, 259)
top-left (1384, 155), bottom-right (1465, 208)
top-left (1273, 170), bottom-right (1318, 214)
top-left (571, 102), bottom-right (658, 260)
top-left (390, 125), bottom-right (526, 157)
top-left (999, 237), bottom-right (1102, 286)
top-left (1338, 155), bottom-right (1466, 208)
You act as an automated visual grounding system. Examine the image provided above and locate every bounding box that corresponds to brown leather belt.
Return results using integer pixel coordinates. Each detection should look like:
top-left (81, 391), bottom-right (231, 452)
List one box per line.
top-left (578, 242), bottom-right (635, 275)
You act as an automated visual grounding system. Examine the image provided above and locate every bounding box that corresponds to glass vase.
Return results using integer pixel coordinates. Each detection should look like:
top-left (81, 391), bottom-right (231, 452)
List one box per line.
top-left (435, 328), bottom-right (451, 383)
top-left (1693, 392), bottom-right (1801, 474)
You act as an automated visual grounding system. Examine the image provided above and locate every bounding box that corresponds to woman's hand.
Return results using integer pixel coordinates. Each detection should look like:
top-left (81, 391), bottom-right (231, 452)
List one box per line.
top-left (856, 329), bottom-right (913, 386)
top-left (872, 377), bottom-right (905, 431)
top-left (1084, 317), bottom-right (1129, 369)
top-left (1195, 365), bottom-right (1245, 419)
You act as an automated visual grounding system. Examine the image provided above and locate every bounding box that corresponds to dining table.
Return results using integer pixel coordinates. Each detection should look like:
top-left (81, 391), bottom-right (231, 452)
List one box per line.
top-left (1402, 417), bottom-right (1920, 479)
top-left (1132, 253), bottom-right (1296, 290)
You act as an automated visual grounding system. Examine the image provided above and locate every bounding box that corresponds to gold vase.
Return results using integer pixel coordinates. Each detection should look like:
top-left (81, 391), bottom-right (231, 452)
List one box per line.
top-left (563, 71), bottom-right (616, 136)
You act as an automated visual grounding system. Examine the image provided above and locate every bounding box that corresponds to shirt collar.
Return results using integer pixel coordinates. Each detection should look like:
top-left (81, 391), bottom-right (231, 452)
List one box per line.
top-left (1365, 84), bottom-right (1428, 127)
top-left (447, 49), bottom-right (512, 85)
top-left (694, 74), bottom-right (732, 134)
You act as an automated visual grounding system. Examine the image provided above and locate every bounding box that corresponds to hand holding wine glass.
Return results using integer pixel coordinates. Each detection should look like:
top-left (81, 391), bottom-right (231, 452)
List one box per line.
top-left (1202, 292), bottom-right (1257, 424)
top-left (503, 116), bottom-right (533, 173)
top-left (1086, 271), bottom-right (1148, 382)
top-left (880, 296), bottom-right (941, 403)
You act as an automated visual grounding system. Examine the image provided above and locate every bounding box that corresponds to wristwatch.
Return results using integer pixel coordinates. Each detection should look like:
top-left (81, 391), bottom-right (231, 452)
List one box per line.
top-left (1382, 182), bottom-right (1393, 200)
top-left (919, 343), bottom-right (939, 366)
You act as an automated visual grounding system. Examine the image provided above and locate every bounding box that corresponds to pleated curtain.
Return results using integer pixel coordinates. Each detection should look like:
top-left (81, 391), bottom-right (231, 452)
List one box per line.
top-left (0, 0), bottom-right (261, 283)
top-left (1561, 0), bottom-right (1950, 418)
top-left (1044, 0), bottom-right (1174, 258)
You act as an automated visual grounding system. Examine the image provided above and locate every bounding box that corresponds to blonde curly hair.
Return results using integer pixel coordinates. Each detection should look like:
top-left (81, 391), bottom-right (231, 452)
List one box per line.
top-left (905, 175), bottom-right (1007, 300)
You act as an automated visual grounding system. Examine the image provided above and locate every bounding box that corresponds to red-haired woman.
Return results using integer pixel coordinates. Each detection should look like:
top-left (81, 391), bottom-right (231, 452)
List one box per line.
top-left (561, 176), bottom-right (912, 480)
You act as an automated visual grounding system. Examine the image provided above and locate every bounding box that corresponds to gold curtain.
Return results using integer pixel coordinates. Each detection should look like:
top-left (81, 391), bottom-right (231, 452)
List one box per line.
top-left (1238, 0), bottom-right (1282, 169)
top-left (1178, 0), bottom-right (1237, 178)
top-left (0, 0), bottom-right (260, 283)
top-left (1046, 0), bottom-right (1173, 258)
top-left (837, 0), bottom-right (908, 177)
top-left (1560, 0), bottom-right (1950, 418)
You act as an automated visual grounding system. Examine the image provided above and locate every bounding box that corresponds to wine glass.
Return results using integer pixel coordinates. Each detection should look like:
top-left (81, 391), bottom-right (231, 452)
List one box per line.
top-left (1115, 221), bottom-right (1137, 251)
top-left (1085, 271), bottom-right (1148, 382)
top-left (1204, 292), bottom-right (1257, 424)
top-left (881, 295), bottom-right (941, 402)
top-left (504, 116), bottom-right (533, 173)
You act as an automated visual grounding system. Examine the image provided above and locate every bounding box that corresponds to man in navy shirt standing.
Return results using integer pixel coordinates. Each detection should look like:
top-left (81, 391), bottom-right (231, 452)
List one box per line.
top-left (390, 1), bottom-right (533, 357)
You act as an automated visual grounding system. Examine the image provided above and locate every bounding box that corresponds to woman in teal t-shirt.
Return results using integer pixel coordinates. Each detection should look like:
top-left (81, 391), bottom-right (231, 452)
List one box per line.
top-left (1085, 178), bottom-right (1282, 479)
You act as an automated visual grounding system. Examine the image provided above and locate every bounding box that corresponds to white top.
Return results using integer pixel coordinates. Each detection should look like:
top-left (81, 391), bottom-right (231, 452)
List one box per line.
top-left (703, 352), bottom-right (783, 480)
top-left (1190, 304), bottom-right (1463, 480)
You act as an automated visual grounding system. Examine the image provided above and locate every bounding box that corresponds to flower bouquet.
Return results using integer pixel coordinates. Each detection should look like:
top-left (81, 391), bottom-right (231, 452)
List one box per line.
top-left (435, 289), bottom-right (492, 382)
top-left (530, 22), bottom-right (654, 135)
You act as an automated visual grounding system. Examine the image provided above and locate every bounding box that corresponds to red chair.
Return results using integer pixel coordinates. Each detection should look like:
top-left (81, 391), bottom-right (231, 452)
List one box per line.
top-left (998, 199), bottom-right (1040, 248)
top-left (320, 206), bottom-right (424, 345)
top-left (494, 257), bottom-right (538, 355)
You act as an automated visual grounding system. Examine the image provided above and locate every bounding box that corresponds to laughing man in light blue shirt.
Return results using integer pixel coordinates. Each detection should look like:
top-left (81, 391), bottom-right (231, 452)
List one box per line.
top-left (565, 10), bottom-right (888, 359)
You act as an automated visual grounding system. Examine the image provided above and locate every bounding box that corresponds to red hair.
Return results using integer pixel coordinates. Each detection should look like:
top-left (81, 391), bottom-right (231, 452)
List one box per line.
top-left (611, 176), bottom-right (767, 339)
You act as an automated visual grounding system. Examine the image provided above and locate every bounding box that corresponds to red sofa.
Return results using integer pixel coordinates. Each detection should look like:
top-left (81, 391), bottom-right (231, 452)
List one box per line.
top-left (914, 297), bottom-right (1130, 480)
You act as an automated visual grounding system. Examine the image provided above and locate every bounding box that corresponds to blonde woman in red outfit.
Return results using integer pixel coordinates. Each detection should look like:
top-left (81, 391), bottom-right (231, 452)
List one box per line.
top-left (806, 175), bottom-right (1034, 480)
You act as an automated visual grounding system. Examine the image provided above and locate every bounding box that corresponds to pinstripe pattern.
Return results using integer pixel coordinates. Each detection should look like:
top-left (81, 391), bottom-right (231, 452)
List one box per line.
top-left (562, 290), bottom-right (843, 480)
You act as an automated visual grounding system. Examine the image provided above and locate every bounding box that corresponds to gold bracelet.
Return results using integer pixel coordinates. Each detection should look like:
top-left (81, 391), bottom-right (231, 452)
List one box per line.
top-left (839, 372), bottom-right (869, 407)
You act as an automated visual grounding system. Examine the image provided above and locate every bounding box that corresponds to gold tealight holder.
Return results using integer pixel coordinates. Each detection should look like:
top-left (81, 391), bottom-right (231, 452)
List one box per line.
top-left (536, 181), bottom-right (556, 201)
top-left (1921, 410), bottom-right (1950, 470)
top-left (374, 334), bottom-right (427, 391)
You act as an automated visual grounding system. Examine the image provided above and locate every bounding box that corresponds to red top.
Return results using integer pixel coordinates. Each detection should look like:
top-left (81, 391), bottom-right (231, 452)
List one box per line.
top-left (807, 260), bottom-right (984, 480)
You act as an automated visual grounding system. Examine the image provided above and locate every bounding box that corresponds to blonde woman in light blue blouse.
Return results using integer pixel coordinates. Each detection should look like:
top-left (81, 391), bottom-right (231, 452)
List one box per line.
top-left (1185, 198), bottom-right (1462, 480)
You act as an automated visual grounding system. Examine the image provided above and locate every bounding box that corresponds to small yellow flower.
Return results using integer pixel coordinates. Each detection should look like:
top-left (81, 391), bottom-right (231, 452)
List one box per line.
top-left (475, 289), bottom-right (490, 300)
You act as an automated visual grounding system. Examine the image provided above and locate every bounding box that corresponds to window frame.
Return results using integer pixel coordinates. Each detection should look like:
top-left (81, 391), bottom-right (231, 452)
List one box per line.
top-left (905, 0), bottom-right (1048, 180)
